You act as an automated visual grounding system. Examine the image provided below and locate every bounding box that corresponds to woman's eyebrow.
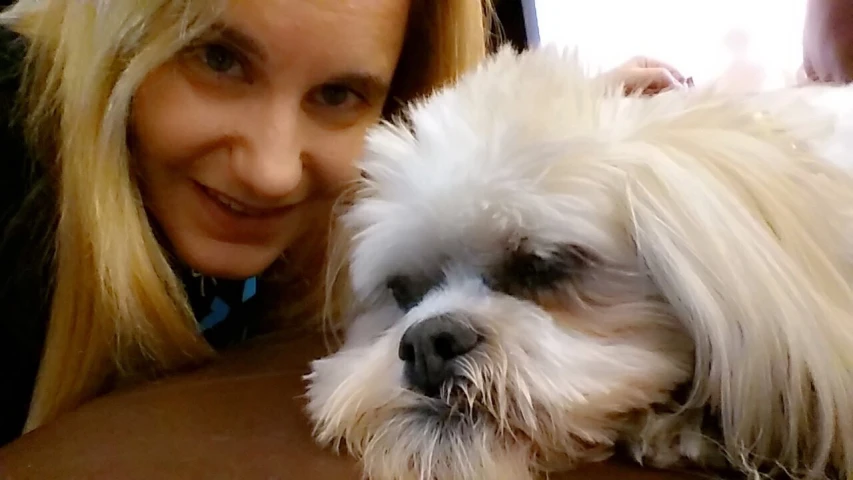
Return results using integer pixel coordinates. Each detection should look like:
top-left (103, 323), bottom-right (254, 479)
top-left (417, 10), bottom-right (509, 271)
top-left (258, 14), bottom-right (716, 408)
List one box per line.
top-left (210, 22), bottom-right (267, 61)
top-left (326, 72), bottom-right (392, 97)
top-left (206, 23), bottom-right (392, 96)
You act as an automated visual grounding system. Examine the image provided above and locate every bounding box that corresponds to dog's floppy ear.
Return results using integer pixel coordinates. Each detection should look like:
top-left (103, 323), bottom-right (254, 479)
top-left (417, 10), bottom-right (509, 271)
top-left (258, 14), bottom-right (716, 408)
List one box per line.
top-left (624, 123), bottom-right (853, 476)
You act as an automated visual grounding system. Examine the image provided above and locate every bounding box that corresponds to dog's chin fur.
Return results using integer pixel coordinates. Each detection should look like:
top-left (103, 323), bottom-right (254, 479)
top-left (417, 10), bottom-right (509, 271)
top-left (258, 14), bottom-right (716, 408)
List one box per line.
top-left (305, 44), bottom-right (853, 480)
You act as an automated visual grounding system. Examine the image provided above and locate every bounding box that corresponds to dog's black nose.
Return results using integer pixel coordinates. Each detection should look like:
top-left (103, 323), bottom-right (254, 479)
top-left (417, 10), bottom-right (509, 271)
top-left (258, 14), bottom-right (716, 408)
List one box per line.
top-left (398, 315), bottom-right (480, 397)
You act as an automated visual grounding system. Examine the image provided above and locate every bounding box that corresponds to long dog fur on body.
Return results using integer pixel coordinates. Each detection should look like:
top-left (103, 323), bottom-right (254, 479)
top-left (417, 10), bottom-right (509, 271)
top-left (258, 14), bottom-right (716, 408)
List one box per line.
top-left (305, 44), bottom-right (853, 480)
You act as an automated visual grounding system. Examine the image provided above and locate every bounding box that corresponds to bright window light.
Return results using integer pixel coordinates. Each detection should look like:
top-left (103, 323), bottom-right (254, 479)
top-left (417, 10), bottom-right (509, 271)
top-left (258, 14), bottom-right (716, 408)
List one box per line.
top-left (529, 0), bottom-right (808, 91)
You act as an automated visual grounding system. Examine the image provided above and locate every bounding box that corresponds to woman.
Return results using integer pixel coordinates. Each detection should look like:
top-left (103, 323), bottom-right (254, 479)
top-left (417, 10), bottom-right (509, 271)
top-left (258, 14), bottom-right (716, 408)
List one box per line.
top-left (0, 0), bottom-right (687, 450)
top-left (0, 0), bottom-right (498, 446)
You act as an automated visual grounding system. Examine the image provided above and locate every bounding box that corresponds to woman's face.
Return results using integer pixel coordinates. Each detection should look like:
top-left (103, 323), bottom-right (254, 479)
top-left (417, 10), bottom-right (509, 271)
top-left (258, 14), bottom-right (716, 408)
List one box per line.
top-left (132, 0), bottom-right (410, 279)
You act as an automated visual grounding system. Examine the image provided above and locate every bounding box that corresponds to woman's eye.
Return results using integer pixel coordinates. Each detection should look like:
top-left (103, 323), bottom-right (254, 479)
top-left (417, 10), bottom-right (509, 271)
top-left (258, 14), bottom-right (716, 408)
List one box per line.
top-left (204, 44), bottom-right (237, 72)
top-left (189, 43), bottom-right (246, 79)
top-left (313, 84), bottom-right (364, 108)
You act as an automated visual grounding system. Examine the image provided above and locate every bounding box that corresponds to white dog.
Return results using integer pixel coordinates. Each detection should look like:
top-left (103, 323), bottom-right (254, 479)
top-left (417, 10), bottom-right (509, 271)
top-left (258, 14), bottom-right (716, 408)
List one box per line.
top-left (305, 45), bottom-right (853, 480)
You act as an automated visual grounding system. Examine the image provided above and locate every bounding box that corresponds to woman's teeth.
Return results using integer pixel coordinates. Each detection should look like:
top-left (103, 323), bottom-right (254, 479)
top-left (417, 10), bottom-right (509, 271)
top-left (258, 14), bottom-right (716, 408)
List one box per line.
top-left (212, 191), bottom-right (252, 215)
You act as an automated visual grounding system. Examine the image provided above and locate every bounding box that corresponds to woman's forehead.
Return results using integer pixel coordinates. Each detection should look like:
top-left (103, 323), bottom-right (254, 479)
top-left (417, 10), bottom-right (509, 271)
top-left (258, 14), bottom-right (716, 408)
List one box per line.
top-left (220, 0), bottom-right (411, 81)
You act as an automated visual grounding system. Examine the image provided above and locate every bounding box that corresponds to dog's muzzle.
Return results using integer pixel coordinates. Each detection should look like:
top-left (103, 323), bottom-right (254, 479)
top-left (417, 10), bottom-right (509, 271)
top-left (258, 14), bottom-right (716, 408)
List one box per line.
top-left (398, 314), bottom-right (481, 397)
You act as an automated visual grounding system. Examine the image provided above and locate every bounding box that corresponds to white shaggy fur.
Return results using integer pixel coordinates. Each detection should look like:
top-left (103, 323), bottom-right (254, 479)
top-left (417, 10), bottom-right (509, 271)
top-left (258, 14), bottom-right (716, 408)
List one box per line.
top-left (305, 45), bottom-right (853, 480)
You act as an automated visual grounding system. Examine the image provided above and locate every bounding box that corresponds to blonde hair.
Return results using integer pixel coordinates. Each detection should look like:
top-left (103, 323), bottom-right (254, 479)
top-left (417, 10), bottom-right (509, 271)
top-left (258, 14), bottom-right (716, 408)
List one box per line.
top-left (0, 0), bottom-right (495, 432)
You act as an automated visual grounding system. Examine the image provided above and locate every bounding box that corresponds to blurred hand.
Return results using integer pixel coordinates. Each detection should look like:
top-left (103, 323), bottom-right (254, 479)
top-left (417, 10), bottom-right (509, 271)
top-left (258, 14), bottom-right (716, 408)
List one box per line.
top-left (603, 56), bottom-right (692, 95)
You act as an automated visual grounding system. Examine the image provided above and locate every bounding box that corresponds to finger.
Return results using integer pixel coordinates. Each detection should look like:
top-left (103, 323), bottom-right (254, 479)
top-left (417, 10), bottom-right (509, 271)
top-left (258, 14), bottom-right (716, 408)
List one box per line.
top-left (631, 57), bottom-right (687, 83)
top-left (623, 68), bottom-right (685, 95)
top-left (651, 68), bottom-right (685, 89)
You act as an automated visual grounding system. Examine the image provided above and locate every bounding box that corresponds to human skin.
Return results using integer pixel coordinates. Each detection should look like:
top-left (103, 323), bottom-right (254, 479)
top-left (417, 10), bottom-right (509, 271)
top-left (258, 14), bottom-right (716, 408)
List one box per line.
top-left (132, 0), bottom-right (409, 280)
top-left (0, 332), bottom-right (714, 480)
top-left (0, 2), bottom-right (727, 476)
top-left (802, 0), bottom-right (853, 83)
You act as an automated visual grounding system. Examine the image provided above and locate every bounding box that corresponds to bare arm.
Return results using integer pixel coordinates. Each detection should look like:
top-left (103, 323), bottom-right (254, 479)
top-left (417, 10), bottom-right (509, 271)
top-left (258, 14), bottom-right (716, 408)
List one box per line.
top-left (0, 333), bottom-right (710, 480)
top-left (803, 0), bottom-right (853, 83)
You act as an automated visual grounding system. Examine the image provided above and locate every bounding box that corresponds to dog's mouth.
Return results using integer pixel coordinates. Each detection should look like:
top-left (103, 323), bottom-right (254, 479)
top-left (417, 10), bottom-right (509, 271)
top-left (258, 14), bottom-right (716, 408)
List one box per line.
top-left (429, 380), bottom-right (489, 416)
top-left (394, 387), bottom-right (523, 460)
top-left (404, 372), bottom-right (535, 442)
top-left (343, 372), bottom-right (550, 480)
top-left (409, 379), bottom-right (480, 415)
top-left (405, 393), bottom-right (484, 431)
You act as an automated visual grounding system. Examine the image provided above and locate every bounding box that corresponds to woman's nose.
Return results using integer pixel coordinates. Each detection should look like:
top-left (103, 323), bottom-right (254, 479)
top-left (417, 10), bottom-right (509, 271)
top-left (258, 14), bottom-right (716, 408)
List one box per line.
top-left (231, 102), bottom-right (306, 201)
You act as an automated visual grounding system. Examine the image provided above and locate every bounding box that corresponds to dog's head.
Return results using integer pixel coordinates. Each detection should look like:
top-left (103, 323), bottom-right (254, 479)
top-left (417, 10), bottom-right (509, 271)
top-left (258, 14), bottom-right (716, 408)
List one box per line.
top-left (306, 46), bottom-right (853, 479)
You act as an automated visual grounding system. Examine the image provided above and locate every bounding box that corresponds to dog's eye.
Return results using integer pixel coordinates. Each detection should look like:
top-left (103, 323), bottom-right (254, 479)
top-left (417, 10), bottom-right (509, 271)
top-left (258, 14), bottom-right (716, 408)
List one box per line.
top-left (491, 244), bottom-right (591, 293)
top-left (386, 275), bottom-right (437, 311)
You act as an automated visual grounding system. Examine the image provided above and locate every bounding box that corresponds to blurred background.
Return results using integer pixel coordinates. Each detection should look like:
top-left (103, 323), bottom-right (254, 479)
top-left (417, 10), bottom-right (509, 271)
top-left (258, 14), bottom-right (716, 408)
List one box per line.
top-left (506, 0), bottom-right (808, 91)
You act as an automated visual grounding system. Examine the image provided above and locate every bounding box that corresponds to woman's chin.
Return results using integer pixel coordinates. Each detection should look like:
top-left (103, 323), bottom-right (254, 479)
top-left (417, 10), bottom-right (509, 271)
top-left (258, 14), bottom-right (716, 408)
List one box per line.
top-left (173, 235), bottom-right (286, 280)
